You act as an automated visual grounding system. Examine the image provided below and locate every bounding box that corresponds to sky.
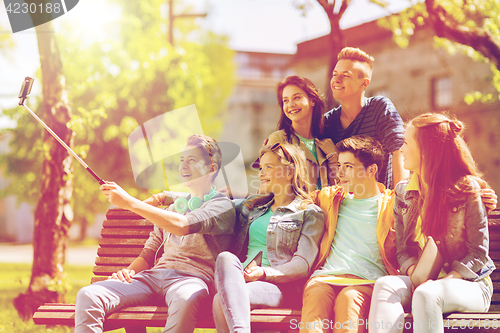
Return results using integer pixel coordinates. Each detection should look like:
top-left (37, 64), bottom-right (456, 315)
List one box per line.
top-left (0, 0), bottom-right (410, 116)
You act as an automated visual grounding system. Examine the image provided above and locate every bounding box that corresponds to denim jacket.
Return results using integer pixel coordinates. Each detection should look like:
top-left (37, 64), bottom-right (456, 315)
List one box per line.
top-left (267, 130), bottom-right (337, 188)
top-left (232, 195), bottom-right (325, 283)
top-left (394, 178), bottom-right (495, 282)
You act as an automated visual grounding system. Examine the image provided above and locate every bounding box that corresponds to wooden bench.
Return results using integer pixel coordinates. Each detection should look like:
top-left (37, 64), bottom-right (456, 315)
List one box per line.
top-left (33, 208), bottom-right (500, 332)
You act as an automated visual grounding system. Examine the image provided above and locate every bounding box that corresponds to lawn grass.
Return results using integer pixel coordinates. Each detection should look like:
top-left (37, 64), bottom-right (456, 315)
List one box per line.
top-left (0, 263), bottom-right (215, 333)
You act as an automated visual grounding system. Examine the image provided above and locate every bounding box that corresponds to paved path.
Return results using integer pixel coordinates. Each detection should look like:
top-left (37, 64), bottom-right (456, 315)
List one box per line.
top-left (0, 243), bottom-right (97, 266)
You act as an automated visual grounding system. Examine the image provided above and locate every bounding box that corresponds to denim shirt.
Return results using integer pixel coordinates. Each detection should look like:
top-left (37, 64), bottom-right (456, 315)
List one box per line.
top-left (394, 178), bottom-right (495, 282)
top-left (232, 195), bottom-right (325, 283)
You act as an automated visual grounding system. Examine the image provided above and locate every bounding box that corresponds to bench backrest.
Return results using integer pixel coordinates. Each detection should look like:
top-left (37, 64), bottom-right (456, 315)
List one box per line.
top-left (92, 208), bottom-right (154, 283)
top-left (95, 208), bottom-right (500, 311)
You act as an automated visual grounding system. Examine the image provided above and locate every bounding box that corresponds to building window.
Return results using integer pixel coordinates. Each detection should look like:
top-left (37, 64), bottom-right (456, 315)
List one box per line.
top-left (432, 76), bottom-right (452, 109)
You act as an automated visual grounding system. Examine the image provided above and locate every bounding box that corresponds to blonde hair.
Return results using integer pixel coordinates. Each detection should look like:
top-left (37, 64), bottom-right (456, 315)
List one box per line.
top-left (337, 47), bottom-right (374, 79)
top-left (244, 143), bottom-right (314, 210)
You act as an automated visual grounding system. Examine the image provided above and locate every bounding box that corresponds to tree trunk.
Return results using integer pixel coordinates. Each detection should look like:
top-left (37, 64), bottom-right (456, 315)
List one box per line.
top-left (325, 13), bottom-right (344, 110)
top-left (316, 0), bottom-right (350, 110)
top-left (13, 20), bottom-right (73, 320)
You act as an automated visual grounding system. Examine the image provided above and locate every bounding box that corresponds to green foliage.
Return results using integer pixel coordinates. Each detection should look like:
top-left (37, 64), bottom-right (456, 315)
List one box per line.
top-left (0, 0), bottom-right (235, 230)
top-left (0, 263), bottom-right (91, 332)
top-left (0, 263), bottom-right (214, 332)
top-left (377, 0), bottom-right (500, 104)
top-left (0, 22), bottom-right (15, 50)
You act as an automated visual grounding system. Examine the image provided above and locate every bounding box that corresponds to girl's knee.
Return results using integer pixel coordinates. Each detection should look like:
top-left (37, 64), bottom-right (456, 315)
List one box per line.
top-left (412, 283), bottom-right (439, 308)
top-left (373, 276), bottom-right (396, 292)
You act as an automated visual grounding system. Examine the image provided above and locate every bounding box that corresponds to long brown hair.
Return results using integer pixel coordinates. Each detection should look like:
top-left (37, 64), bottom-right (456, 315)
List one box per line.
top-left (276, 76), bottom-right (326, 140)
top-left (244, 143), bottom-right (314, 210)
top-left (409, 113), bottom-right (487, 238)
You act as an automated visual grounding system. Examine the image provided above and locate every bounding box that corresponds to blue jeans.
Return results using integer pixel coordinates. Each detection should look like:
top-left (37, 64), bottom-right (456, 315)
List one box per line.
top-left (75, 269), bottom-right (210, 333)
top-left (213, 251), bottom-right (303, 333)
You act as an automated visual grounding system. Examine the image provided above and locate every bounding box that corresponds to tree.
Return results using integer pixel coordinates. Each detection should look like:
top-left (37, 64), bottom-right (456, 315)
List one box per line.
top-left (316, 0), bottom-right (350, 108)
top-left (0, 0), bottom-right (234, 319)
top-left (11, 18), bottom-right (74, 319)
top-left (295, 0), bottom-right (390, 108)
top-left (378, 0), bottom-right (500, 104)
top-left (294, 0), bottom-right (351, 107)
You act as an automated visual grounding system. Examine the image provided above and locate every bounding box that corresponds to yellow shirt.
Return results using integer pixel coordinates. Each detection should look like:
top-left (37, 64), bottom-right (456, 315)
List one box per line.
top-left (405, 174), bottom-right (426, 248)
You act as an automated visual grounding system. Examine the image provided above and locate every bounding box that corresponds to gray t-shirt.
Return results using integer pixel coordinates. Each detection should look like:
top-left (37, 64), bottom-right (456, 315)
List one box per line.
top-left (139, 194), bottom-right (235, 286)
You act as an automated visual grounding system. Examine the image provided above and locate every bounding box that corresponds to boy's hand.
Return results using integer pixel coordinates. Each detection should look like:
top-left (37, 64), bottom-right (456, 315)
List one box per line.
top-left (100, 181), bottom-right (135, 210)
top-left (108, 269), bottom-right (136, 283)
top-left (219, 186), bottom-right (248, 199)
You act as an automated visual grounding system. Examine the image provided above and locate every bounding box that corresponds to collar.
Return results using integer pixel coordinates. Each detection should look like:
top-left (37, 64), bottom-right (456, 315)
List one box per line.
top-left (403, 174), bottom-right (422, 201)
top-left (254, 195), bottom-right (303, 213)
top-left (405, 173), bottom-right (421, 194)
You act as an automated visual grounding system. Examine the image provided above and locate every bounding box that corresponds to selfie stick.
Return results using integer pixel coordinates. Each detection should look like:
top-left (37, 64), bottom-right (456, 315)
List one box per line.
top-left (18, 77), bottom-right (105, 185)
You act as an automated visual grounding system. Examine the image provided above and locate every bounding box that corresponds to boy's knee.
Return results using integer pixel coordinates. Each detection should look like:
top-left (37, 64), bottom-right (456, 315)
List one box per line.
top-left (76, 285), bottom-right (100, 307)
top-left (304, 278), bottom-right (330, 295)
top-left (336, 287), bottom-right (368, 309)
top-left (170, 282), bottom-right (209, 309)
top-left (215, 251), bottom-right (238, 268)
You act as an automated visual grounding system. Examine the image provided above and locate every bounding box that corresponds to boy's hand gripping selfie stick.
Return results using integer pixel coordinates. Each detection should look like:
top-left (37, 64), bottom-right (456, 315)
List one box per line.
top-left (18, 77), bottom-right (105, 185)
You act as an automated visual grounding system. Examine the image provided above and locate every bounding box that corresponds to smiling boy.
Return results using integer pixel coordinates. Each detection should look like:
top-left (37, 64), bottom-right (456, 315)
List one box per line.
top-left (324, 47), bottom-right (407, 189)
top-left (75, 134), bottom-right (235, 333)
top-left (299, 135), bottom-right (398, 333)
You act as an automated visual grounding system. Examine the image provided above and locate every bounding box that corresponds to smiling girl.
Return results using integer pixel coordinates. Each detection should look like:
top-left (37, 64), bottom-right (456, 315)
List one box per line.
top-left (368, 113), bottom-right (495, 333)
top-left (212, 143), bottom-right (324, 333)
top-left (267, 76), bottom-right (338, 189)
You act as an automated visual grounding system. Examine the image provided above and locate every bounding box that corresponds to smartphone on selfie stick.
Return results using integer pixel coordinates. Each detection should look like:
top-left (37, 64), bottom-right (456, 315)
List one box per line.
top-left (18, 77), bottom-right (105, 185)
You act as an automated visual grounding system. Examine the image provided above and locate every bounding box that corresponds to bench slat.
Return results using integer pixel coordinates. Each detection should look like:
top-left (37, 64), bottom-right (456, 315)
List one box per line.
top-left (106, 209), bottom-right (144, 220)
top-left (93, 266), bottom-right (129, 276)
top-left (103, 220), bottom-right (153, 228)
top-left (91, 277), bottom-right (108, 283)
top-left (95, 257), bottom-right (137, 265)
top-left (97, 247), bottom-right (144, 257)
top-left (101, 229), bottom-right (151, 238)
top-left (99, 238), bottom-right (147, 247)
top-left (33, 302), bottom-right (500, 332)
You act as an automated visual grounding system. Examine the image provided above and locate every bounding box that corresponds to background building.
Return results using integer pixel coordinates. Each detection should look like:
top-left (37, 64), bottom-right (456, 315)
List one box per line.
top-left (291, 19), bottom-right (500, 193)
top-left (219, 51), bottom-right (294, 194)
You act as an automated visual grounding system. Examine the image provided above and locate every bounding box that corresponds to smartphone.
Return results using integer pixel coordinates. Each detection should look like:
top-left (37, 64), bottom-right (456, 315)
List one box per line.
top-left (244, 251), bottom-right (263, 270)
top-left (18, 77), bottom-right (34, 101)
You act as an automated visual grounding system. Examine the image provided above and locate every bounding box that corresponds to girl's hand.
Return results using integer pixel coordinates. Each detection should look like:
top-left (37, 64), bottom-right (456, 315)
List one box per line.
top-left (316, 138), bottom-right (337, 155)
top-left (244, 266), bottom-right (265, 282)
top-left (407, 264), bottom-right (416, 278)
top-left (480, 188), bottom-right (498, 213)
